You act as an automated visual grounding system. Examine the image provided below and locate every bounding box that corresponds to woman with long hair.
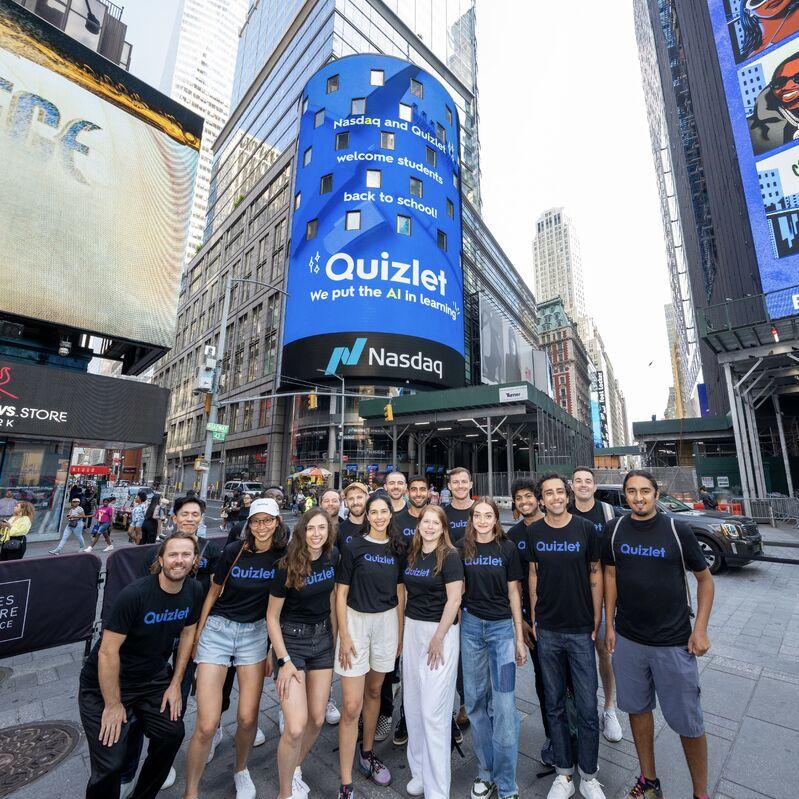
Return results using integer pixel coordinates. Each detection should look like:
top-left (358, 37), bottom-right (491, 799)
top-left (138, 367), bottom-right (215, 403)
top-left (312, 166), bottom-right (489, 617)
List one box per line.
top-left (267, 508), bottom-right (338, 799)
top-left (140, 493), bottom-right (162, 545)
top-left (739, 0), bottom-right (799, 60)
top-left (0, 500), bottom-right (34, 560)
top-left (459, 497), bottom-right (527, 799)
top-left (401, 504), bottom-right (463, 799)
top-left (334, 492), bottom-right (406, 799)
top-left (182, 498), bottom-right (287, 799)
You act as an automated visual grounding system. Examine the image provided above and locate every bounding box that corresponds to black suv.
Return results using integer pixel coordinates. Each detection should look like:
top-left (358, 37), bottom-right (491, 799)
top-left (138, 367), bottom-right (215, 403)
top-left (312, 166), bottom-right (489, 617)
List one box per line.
top-left (595, 485), bottom-right (763, 574)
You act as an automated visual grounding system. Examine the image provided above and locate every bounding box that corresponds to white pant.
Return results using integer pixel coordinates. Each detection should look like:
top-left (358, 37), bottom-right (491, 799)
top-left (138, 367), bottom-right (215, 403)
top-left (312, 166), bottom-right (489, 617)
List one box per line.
top-left (402, 618), bottom-right (459, 799)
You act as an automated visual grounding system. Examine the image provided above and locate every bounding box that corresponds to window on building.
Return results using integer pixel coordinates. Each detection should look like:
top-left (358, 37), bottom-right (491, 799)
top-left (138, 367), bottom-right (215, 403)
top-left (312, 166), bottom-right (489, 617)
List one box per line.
top-left (320, 173), bottom-right (333, 194)
top-left (351, 97), bottom-right (366, 115)
top-left (410, 78), bottom-right (423, 98)
top-left (397, 215), bottom-right (412, 236)
top-left (301, 96), bottom-right (308, 114)
top-left (409, 177), bottom-right (423, 198)
top-left (228, 403), bottom-right (239, 434)
top-left (303, 146), bottom-right (312, 166)
top-left (345, 210), bottom-right (361, 230)
top-left (446, 198), bottom-right (454, 218)
top-left (314, 108), bottom-right (325, 127)
top-left (335, 131), bottom-right (349, 150)
top-left (426, 146), bottom-right (437, 167)
top-left (437, 229), bottom-right (447, 250)
top-left (326, 74), bottom-right (339, 93)
top-left (399, 102), bottom-right (412, 121)
top-left (370, 69), bottom-right (384, 86)
top-left (436, 122), bottom-right (446, 142)
top-left (243, 401), bottom-right (253, 430)
top-left (452, 172), bottom-right (458, 188)
top-left (366, 169), bottom-right (381, 188)
top-left (445, 105), bottom-right (453, 125)
top-left (294, 192), bottom-right (301, 210)
top-left (380, 131), bottom-right (395, 150)
top-left (264, 331), bottom-right (278, 375)
top-left (306, 218), bottom-right (317, 240)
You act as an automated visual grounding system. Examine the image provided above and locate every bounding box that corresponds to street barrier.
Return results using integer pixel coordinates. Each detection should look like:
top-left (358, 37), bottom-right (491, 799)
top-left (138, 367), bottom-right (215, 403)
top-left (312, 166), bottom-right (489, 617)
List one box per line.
top-left (730, 496), bottom-right (799, 527)
top-left (0, 553), bottom-right (100, 659)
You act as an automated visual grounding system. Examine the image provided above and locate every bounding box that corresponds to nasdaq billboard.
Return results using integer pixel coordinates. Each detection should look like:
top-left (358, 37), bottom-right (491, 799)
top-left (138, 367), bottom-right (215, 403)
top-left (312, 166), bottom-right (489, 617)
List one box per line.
top-left (283, 55), bottom-right (464, 387)
top-left (708, 0), bottom-right (799, 317)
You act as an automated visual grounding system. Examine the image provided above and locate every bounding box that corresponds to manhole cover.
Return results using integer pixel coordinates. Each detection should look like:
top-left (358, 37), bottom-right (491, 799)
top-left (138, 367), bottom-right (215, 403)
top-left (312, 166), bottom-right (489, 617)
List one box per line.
top-left (0, 668), bottom-right (11, 685)
top-left (0, 721), bottom-right (81, 798)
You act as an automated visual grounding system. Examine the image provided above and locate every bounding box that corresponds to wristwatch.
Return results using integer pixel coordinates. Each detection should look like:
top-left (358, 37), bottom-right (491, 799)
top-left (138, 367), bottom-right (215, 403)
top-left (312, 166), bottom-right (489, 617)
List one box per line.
top-left (277, 654), bottom-right (292, 667)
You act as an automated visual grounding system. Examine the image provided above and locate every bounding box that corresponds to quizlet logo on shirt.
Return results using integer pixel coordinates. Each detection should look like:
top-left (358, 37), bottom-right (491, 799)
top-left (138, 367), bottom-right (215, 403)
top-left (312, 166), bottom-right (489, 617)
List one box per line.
top-left (364, 553), bottom-right (395, 564)
top-left (464, 555), bottom-right (502, 566)
top-left (324, 336), bottom-right (443, 379)
top-left (306, 567), bottom-right (335, 585)
top-left (231, 565), bottom-right (275, 579)
top-left (536, 541), bottom-right (581, 553)
top-left (144, 608), bottom-right (190, 624)
top-left (619, 543), bottom-right (666, 558)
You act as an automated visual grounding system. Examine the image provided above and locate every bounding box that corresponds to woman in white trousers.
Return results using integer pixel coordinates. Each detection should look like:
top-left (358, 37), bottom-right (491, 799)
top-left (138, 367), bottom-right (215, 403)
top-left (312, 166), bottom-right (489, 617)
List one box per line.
top-left (401, 504), bottom-right (464, 799)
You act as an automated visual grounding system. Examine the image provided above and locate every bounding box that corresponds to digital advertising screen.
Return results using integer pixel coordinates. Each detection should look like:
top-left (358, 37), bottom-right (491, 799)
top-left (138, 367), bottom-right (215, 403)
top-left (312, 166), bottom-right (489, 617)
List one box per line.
top-left (709, 0), bottom-right (799, 318)
top-left (478, 293), bottom-right (537, 387)
top-left (283, 54), bottom-right (464, 388)
top-left (0, 1), bottom-right (202, 350)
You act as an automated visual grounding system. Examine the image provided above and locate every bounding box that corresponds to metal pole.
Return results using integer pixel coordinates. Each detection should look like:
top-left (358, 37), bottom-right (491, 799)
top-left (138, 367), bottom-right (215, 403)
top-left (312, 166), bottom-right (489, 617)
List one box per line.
top-left (745, 397), bottom-right (767, 496)
top-left (200, 273), bottom-right (232, 500)
top-left (774, 394), bottom-right (794, 497)
top-left (392, 423), bottom-right (398, 473)
top-left (486, 415), bottom-right (493, 497)
top-left (339, 376), bottom-right (345, 490)
top-left (505, 423), bottom-right (514, 498)
top-left (724, 362), bottom-right (753, 515)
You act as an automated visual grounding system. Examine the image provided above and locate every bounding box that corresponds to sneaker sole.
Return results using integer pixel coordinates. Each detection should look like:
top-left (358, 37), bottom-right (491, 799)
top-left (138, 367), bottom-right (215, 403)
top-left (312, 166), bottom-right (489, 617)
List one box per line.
top-left (471, 787), bottom-right (497, 799)
top-left (357, 760), bottom-right (392, 787)
top-left (393, 736), bottom-right (408, 746)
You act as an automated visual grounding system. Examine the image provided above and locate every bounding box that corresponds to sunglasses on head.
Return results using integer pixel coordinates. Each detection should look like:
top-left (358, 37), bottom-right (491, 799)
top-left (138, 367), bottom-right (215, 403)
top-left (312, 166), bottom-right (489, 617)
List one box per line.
top-left (773, 70), bottom-right (799, 89)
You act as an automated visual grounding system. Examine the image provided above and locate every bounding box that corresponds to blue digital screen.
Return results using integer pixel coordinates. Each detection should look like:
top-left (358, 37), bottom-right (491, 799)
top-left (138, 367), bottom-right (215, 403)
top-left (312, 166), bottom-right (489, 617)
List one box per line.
top-left (708, 0), bottom-right (799, 317)
top-left (283, 54), bottom-right (464, 387)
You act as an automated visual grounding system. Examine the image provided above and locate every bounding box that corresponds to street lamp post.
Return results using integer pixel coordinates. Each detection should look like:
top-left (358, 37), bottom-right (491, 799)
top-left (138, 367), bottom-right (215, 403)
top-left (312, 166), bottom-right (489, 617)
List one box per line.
top-left (318, 369), bottom-right (345, 489)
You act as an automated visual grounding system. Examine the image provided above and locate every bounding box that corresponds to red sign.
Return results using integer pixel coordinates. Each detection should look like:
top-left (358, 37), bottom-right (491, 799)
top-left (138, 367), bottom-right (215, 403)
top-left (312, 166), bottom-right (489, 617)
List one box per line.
top-left (69, 465), bottom-right (110, 476)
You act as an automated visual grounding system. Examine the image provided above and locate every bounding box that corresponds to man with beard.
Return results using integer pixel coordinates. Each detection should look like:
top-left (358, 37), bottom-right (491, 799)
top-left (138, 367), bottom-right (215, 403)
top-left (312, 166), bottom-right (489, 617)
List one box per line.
top-left (385, 471), bottom-right (408, 514)
top-left (79, 534), bottom-right (203, 798)
top-left (749, 52), bottom-right (799, 155)
top-left (337, 482), bottom-right (368, 551)
top-left (443, 467), bottom-right (474, 544)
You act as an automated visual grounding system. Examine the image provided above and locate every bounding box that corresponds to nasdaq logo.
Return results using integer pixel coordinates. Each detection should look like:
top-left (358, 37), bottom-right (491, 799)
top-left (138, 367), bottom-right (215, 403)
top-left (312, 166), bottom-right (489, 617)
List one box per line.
top-left (325, 337), bottom-right (367, 375)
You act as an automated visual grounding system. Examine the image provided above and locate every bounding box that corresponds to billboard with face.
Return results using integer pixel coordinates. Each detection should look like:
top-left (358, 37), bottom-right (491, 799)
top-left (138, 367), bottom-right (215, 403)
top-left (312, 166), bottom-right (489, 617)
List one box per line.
top-left (0, 2), bottom-right (201, 350)
top-left (709, 0), bottom-right (799, 317)
top-left (282, 54), bottom-right (464, 388)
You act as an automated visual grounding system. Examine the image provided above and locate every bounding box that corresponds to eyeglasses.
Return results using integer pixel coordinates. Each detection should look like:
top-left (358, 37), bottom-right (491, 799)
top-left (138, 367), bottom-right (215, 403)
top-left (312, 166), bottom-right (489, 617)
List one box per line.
top-left (772, 71), bottom-right (799, 90)
top-left (250, 517), bottom-right (277, 527)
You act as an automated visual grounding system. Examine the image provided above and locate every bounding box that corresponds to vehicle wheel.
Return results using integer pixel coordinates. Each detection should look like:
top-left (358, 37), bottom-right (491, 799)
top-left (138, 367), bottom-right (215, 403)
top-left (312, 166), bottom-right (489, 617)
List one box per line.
top-left (697, 536), bottom-right (725, 574)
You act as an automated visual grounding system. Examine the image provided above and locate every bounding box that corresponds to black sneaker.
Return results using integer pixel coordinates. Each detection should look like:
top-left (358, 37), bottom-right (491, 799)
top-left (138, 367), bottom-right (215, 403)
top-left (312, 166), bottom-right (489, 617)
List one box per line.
top-left (452, 716), bottom-right (463, 745)
top-left (338, 783), bottom-right (354, 799)
top-left (374, 713), bottom-right (392, 742)
top-left (392, 712), bottom-right (408, 745)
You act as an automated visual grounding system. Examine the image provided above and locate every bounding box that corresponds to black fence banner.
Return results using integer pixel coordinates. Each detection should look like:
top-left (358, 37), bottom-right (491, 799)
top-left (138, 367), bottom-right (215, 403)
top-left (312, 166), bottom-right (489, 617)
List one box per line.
top-left (0, 553), bottom-right (100, 659)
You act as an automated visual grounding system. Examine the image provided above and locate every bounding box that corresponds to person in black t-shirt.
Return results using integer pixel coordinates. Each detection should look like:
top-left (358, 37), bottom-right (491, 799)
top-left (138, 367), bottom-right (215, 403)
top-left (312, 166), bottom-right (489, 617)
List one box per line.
top-left (530, 473), bottom-right (606, 799)
top-left (603, 471), bottom-right (713, 799)
top-left (78, 534), bottom-right (202, 799)
top-left (184, 497), bottom-right (287, 799)
top-left (459, 497), bottom-right (526, 799)
top-left (335, 493), bottom-right (406, 797)
top-left (385, 470), bottom-right (408, 513)
top-left (267, 508), bottom-right (338, 799)
top-left (337, 482), bottom-right (368, 552)
top-left (402, 504), bottom-right (463, 799)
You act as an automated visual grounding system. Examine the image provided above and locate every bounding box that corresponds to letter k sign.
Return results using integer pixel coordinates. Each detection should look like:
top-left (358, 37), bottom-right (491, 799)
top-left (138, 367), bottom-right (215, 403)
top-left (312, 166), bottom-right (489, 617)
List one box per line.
top-left (325, 337), bottom-right (367, 375)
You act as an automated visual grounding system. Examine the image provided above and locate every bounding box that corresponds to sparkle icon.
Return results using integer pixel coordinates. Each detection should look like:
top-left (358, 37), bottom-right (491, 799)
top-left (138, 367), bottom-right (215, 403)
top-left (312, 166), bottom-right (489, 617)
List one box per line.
top-left (308, 251), bottom-right (321, 274)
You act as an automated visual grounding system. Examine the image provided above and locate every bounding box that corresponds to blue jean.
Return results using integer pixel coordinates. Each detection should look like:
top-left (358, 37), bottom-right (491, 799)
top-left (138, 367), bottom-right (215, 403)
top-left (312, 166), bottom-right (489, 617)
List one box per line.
top-left (461, 609), bottom-right (520, 797)
top-left (53, 521), bottom-right (84, 552)
top-left (537, 628), bottom-right (599, 778)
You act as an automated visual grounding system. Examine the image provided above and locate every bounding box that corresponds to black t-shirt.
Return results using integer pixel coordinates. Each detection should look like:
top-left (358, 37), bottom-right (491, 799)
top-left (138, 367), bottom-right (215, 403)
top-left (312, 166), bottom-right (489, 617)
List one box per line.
top-left (336, 536), bottom-right (404, 614)
top-left (601, 513), bottom-right (706, 647)
top-left (271, 548), bottom-right (338, 624)
top-left (444, 503), bottom-right (473, 543)
top-left (506, 519), bottom-right (535, 619)
top-left (459, 538), bottom-right (523, 621)
top-left (569, 502), bottom-right (608, 535)
top-left (404, 548), bottom-right (464, 623)
top-left (211, 542), bottom-right (284, 623)
top-left (529, 515), bottom-right (600, 634)
top-left (225, 498), bottom-right (242, 523)
top-left (227, 520), bottom-right (247, 545)
top-left (393, 508), bottom-right (422, 542)
top-left (336, 517), bottom-right (362, 552)
top-left (85, 575), bottom-right (202, 685)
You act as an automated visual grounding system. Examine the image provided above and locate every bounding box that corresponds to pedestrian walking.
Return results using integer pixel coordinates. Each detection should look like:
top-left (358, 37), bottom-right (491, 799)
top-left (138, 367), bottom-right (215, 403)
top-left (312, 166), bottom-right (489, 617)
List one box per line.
top-left (82, 484), bottom-right (97, 530)
top-left (183, 497), bottom-right (287, 799)
top-left (697, 485), bottom-right (717, 510)
top-left (128, 491), bottom-right (146, 544)
top-left (78, 534), bottom-right (202, 798)
top-left (49, 497), bottom-right (86, 554)
top-left (604, 471), bottom-right (714, 799)
top-left (140, 494), bottom-right (162, 545)
top-left (335, 492), bottom-right (406, 798)
top-left (529, 473), bottom-right (606, 799)
top-left (402, 504), bottom-right (463, 799)
top-left (0, 500), bottom-right (34, 560)
top-left (84, 497), bottom-right (116, 552)
top-left (458, 497), bottom-right (526, 799)
top-left (267, 508), bottom-right (338, 799)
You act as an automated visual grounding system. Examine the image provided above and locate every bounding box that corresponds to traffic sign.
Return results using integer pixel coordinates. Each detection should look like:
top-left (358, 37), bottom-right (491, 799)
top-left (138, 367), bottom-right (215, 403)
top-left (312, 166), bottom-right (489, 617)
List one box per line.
top-left (211, 431), bottom-right (226, 441)
top-left (206, 422), bottom-right (229, 434)
top-left (194, 458), bottom-right (210, 472)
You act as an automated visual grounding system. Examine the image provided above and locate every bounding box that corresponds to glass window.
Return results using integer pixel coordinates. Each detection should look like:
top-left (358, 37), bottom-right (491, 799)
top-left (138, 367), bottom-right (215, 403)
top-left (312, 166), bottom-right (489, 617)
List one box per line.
top-left (302, 96), bottom-right (308, 114)
top-left (425, 146), bottom-right (437, 167)
top-left (446, 198), bottom-right (454, 218)
top-left (410, 177), bottom-right (423, 198)
top-left (366, 169), bottom-right (381, 188)
top-left (397, 215), bottom-right (412, 236)
top-left (303, 147), bottom-right (312, 166)
top-left (306, 219), bottom-right (317, 240)
top-left (345, 211), bottom-right (361, 231)
top-left (452, 172), bottom-right (458, 188)
top-left (326, 74), bottom-right (339, 93)
top-left (445, 105), bottom-right (453, 125)
top-left (294, 192), bottom-right (301, 210)
top-left (370, 69), bottom-right (384, 86)
top-left (380, 131), bottom-right (395, 150)
top-left (437, 229), bottom-right (447, 250)
top-left (410, 78), bottom-right (424, 98)
top-left (399, 102), bottom-right (412, 122)
top-left (351, 97), bottom-right (366, 115)
top-left (314, 108), bottom-right (325, 128)
top-left (335, 131), bottom-right (349, 150)
top-left (436, 122), bottom-right (446, 142)
top-left (320, 173), bottom-right (333, 194)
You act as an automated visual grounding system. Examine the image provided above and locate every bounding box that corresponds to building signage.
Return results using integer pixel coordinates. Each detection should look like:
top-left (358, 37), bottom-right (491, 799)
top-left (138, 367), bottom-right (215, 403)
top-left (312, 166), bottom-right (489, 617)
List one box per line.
top-left (717, 475), bottom-right (730, 488)
top-left (594, 370), bottom-right (609, 448)
top-left (0, 360), bottom-right (168, 445)
top-left (283, 54), bottom-right (464, 387)
top-left (499, 385), bottom-right (529, 403)
top-left (0, 579), bottom-right (30, 644)
top-left (707, 1), bottom-right (799, 317)
top-left (206, 423), bottom-right (229, 434)
top-left (69, 465), bottom-right (110, 476)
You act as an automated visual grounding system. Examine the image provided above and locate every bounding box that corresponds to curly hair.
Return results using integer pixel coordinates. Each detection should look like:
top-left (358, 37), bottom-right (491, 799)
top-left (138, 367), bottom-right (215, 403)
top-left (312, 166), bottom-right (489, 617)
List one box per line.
top-left (406, 505), bottom-right (455, 575)
top-left (282, 507), bottom-right (334, 590)
top-left (462, 496), bottom-right (506, 561)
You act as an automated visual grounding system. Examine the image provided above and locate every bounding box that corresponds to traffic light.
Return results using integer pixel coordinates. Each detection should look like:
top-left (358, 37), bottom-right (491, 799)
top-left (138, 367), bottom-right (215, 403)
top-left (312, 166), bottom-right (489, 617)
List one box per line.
top-left (308, 391), bottom-right (318, 410)
top-left (203, 393), bottom-right (212, 414)
top-left (384, 402), bottom-right (394, 422)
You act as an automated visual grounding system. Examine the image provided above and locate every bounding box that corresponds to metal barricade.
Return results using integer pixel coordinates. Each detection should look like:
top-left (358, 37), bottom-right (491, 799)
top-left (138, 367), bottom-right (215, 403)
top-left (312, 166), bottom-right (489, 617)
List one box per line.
top-left (729, 496), bottom-right (799, 527)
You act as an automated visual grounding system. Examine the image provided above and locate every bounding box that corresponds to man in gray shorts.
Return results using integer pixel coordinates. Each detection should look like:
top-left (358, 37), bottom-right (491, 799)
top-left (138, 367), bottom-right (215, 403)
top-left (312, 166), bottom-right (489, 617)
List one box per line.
top-left (602, 470), bottom-right (714, 799)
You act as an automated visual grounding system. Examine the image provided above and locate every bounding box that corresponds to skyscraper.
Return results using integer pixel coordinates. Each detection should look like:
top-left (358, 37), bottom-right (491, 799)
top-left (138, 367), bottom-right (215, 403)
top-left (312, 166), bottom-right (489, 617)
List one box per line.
top-left (163, 0), bottom-right (248, 260)
top-left (532, 207), bottom-right (587, 326)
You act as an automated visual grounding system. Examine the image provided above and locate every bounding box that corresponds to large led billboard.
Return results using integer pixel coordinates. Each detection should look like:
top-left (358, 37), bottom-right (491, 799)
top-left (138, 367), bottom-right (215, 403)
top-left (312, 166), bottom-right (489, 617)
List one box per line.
top-left (283, 55), bottom-right (464, 388)
top-left (709, 0), bottom-right (799, 317)
top-left (0, 2), bottom-right (201, 351)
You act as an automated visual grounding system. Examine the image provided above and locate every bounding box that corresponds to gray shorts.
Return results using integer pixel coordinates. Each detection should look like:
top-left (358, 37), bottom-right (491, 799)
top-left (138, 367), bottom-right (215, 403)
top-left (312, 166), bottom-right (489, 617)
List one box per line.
top-left (613, 633), bottom-right (704, 738)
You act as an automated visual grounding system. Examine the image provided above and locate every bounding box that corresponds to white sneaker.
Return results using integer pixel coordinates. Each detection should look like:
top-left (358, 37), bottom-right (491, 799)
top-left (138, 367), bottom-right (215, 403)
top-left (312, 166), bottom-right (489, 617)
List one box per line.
top-left (206, 726), bottom-right (223, 764)
top-left (103, 544), bottom-right (114, 552)
top-left (253, 726), bottom-right (266, 747)
top-left (279, 709), bottom-right (285, 734)
top-left (471, 779), bottom-right (497, 799)
top-left (547, 775), bottom-right (575, 799)
top-left (234, 768), bottom-right (257, 799)
top-left (579, 777), bottom-right (606, 799)
top-left (325, 699), bottom-right (341, 725)
top-left (83, 546), bottom-right (93, 552)
top-left (406, 776), bottom-right (424, 796)
top-left (160, 766), bottom-right (176, 791)
top-left (293, 766), bottom-right (310, 798)
top-left (601, 709), bottom-right (623, 742)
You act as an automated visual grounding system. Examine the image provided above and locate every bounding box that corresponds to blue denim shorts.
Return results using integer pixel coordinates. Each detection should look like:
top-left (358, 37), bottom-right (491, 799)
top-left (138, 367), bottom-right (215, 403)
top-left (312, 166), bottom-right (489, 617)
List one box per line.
top-left (196, 614), bottom-right (268, 667)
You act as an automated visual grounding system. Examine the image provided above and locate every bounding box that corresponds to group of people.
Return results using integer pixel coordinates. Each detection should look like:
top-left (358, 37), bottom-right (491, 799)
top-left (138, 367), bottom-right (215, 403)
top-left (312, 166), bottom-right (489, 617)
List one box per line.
top-left (79, 465), bottom-right (715, 799)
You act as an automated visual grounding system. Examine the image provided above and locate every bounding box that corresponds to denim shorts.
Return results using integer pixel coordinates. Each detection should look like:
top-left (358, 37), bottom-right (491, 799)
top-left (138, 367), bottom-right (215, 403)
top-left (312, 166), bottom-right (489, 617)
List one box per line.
top-left (196, 614), bottom-right (268, 667)
top-left (273, 618), bottom-right (334, 671)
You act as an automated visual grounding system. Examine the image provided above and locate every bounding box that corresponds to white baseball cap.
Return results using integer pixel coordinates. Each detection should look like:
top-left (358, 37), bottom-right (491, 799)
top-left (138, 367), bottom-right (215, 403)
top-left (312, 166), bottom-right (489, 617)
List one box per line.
top-left (248, 497), bottom-right (280, 518)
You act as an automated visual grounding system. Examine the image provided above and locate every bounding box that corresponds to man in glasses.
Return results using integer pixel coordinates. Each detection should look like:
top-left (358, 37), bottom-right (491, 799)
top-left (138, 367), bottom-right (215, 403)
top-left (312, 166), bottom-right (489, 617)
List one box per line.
top-left (749, 51), bottom-right (799, 155)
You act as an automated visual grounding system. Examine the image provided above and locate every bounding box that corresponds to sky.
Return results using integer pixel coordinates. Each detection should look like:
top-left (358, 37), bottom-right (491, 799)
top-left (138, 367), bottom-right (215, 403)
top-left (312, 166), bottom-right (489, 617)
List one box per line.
top-left (121, 0), bottom-right (673, 427)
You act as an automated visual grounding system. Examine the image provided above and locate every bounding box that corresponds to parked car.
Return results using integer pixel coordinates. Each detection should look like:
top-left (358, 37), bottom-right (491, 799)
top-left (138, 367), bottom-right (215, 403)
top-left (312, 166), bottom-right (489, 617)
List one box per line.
top-left (223, 481), bottom-right (265, 501)
top-left (595, 484), bottom-right (763, 574)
